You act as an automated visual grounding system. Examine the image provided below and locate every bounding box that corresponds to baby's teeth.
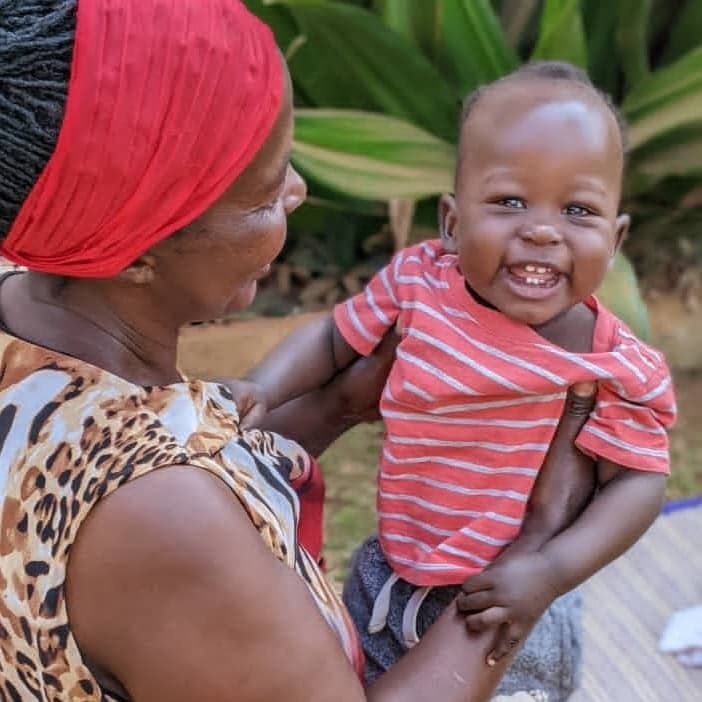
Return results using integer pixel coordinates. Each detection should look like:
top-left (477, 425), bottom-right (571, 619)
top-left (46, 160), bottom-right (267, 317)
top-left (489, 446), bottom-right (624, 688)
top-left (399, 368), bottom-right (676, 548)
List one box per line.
top-left (524, 264), bottom-right (551, 274)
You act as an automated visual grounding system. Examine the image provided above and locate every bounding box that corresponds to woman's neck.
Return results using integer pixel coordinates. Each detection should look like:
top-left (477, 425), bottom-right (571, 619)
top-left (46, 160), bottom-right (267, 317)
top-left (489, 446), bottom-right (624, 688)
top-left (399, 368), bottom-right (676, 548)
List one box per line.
top-left (0, 272), bottom-right (182, 386)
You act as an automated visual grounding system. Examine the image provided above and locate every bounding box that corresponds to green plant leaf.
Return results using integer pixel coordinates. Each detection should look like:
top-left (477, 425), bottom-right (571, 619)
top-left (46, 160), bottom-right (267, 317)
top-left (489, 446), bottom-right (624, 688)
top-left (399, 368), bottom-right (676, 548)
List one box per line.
top-left (435, 0), bottom-right (518, 95)
top-left (581, 0), bottom-right (619, 93)
top-left (372, 0), bottom-right (440, 59)
top-left (662, 0), bottom-right (702, 64)
top-left (499, 0), bottom-right (540, 49)
top-left (623, 45), bottom-right (702, 148)
top-left (598, 253), bottom-right (650, 341)
top-left (244, 0), bottom-right (300, 55)
top-left (372, 0), bottom-right (518, 94)
top-left (271, 0), bottom-right (460, 141)
top-left (531, 0), bottom-right (588, 68)
top-left (292, 109), bottom-right (455, 201)
top-left (616, 0), bottom-right (652, 89)
top-left (629, 124), bottom-right (702, 181)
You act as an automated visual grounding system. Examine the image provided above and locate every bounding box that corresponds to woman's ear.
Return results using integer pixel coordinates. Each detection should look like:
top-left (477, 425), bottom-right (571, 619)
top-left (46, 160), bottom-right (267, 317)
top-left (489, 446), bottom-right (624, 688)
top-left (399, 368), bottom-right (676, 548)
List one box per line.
top-left (439, 194), bottom-right (458, 253)
top-left (114, 254), bottom-right (156, 285)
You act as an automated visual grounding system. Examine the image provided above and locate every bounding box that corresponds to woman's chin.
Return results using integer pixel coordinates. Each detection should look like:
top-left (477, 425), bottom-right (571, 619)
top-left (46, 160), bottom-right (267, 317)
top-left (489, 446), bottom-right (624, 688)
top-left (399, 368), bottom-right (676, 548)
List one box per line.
top-left (225, 280), bottom-right (258, 315)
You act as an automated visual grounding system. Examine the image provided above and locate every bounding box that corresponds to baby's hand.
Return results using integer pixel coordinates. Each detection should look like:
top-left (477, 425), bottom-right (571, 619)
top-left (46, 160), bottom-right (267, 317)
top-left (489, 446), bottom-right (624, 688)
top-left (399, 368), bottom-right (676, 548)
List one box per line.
top-left (456, 551), bottom-right (560, 666)
top-left (218, 379), bottom-right (267, 429)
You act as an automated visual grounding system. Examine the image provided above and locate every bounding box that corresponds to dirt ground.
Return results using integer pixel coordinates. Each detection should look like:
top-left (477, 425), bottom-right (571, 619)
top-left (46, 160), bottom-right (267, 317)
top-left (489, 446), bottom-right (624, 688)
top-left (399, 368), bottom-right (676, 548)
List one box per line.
top-left (178, 302), bottom-right (702, 578)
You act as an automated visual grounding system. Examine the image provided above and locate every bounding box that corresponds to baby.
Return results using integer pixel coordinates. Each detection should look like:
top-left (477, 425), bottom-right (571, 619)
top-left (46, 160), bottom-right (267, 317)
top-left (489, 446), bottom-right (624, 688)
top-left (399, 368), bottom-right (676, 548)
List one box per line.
top-left (247, 61), bottom-right (676, 691)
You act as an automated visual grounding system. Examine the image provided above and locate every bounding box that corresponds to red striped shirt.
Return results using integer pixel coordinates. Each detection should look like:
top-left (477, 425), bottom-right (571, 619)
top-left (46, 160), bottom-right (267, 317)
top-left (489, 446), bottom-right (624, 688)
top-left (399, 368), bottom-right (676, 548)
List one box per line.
top-left (334, 240), bottom-right (676, 587)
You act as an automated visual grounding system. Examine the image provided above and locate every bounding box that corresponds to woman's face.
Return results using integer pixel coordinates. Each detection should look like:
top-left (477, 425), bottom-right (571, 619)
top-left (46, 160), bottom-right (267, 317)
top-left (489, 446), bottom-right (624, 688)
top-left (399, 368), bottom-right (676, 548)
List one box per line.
top-left (149, 69), bottom-right (305, 322)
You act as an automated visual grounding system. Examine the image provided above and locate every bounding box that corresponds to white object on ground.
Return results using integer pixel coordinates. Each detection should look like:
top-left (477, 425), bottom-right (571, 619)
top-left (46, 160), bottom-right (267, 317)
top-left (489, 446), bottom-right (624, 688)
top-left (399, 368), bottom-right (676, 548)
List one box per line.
top-left (493, 693), bottom-right (549, 702)
top-left (659, 605), bottom-right (702, 667)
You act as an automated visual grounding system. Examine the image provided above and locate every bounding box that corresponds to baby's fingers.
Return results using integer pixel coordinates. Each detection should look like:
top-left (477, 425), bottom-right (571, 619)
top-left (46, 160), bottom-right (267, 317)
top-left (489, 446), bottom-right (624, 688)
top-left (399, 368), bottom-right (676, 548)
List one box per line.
top-left (487, 622), bottom-right (524, 667)
top-left (239, 402), bottom-right (266, 429)
top-left (456, 589), bottom-right (497, 614)
top-left (464, 605), bottom-right (510, 634)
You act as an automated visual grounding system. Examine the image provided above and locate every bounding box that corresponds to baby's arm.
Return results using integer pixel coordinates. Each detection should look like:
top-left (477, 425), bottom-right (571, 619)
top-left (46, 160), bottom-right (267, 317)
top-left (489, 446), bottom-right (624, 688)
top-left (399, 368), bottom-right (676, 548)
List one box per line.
top-left (458, 461), bottom-right (664, 664)
top-left (539, 460), bottom-right (665, 588)
top-left (246, 313), bottom-right (359, 411)
top-left (246, 251), bottom-right (407, 413)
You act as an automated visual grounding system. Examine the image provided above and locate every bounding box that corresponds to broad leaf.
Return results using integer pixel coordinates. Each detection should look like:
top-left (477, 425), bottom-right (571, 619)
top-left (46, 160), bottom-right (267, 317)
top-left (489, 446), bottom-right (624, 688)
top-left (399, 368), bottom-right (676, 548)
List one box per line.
top-left (292, 109), bottom-right (455, 200)
top-left (372, 0), bottom-right (440, 60)
top-left (531, 0), bottom-right (587, 68)
top-left (581, 0), bottom-right (618, 93)
top-left (272, 1), bottom-right (460, 141)
top-left (662, 0), bottom-right (702, 64)
top-left (435, 0), bottom-right (518, 95)
top-left (629, 124), bottom-right (702, 179)
top-left (499, 0), bottom-right (540, 49)
top-left (616, 0), bottom-right (652, 89)
top-left (624, 45), bottom-right (702, 148)
top-left (244, 0), bottom-right (300, 55)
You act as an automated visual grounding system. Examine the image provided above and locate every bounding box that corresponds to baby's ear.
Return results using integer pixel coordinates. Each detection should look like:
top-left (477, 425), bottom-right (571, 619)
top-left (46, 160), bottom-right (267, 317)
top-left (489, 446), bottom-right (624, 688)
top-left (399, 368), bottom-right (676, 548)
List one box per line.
top-left (439, 194), bottom-right (459, 253)
top-left (612, 213), bottom-right (630, 258)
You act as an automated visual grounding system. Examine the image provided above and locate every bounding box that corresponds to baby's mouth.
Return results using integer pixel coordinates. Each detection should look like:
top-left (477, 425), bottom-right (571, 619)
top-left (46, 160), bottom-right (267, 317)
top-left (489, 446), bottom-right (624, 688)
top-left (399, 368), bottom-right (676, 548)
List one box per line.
top-left (507, 263), bottom-right (561, 287)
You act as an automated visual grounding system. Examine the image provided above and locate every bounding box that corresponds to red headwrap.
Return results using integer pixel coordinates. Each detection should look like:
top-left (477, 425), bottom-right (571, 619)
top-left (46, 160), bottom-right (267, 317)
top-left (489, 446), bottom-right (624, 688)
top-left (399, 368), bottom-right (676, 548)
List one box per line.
top-left (1, 0), bottom-right (283, 277)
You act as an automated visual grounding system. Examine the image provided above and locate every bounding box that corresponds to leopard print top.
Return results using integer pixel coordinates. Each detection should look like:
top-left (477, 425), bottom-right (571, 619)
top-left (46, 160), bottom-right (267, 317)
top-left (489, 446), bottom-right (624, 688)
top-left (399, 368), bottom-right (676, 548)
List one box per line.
top-left (0, 331), bottom-right (364, 701)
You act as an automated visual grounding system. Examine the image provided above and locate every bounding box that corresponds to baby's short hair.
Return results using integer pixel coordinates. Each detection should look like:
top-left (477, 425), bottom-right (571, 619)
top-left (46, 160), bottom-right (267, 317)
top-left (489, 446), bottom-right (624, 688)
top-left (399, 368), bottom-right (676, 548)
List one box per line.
top-left (460, 60), bottom-right (628, 157)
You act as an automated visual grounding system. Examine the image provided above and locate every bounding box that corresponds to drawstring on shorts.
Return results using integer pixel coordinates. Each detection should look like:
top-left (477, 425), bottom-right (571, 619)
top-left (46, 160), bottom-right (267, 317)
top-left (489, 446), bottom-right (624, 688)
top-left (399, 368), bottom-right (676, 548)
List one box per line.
top-left (368, 572), bottom-right (433, 649)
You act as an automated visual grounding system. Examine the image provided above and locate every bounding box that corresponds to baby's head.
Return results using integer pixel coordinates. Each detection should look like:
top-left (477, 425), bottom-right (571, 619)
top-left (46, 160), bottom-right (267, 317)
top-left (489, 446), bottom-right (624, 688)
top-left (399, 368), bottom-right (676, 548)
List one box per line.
top-left (440, 61), bottom-right (630, 326)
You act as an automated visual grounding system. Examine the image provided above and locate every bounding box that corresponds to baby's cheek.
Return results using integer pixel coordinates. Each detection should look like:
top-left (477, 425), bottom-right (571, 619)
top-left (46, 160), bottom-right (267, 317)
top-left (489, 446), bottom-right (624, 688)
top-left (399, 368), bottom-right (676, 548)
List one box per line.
top-left (573, 246), bottom-right (611, 295)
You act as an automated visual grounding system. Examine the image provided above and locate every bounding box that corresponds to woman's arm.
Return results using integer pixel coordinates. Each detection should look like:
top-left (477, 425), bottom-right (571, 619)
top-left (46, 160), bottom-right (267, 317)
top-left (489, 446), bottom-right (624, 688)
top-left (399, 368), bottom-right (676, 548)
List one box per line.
top-left (455, 383), bottom-right (597, 663)
top-left (66, 466), bottom-right (516, 702)
top-left (503, 382), bottom-right (597, 554)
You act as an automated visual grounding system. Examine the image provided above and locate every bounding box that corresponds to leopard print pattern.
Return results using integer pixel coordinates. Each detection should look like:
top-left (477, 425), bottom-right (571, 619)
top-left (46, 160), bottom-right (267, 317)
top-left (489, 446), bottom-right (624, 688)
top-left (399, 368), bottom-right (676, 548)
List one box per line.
top-left (0, 332), bottom-right (363, 700)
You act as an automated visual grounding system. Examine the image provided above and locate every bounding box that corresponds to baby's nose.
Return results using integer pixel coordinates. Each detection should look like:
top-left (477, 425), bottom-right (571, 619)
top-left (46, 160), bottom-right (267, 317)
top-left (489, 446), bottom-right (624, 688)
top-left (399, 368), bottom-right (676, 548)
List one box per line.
top-left (518, 222), bottom-right (562, 246)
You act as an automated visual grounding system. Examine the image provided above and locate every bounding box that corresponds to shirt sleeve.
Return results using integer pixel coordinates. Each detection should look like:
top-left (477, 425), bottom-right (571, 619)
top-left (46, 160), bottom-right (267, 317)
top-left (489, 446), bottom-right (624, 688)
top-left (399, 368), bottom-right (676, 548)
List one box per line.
top-left (333, 250), bottom-right (404, 356)
top-left (576, 327), bottom-right (677, 474)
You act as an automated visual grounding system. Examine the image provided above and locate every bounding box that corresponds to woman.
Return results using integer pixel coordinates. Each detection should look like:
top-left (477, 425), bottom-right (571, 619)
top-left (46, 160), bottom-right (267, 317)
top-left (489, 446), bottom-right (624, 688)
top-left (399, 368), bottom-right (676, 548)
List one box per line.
top-left (0, 2), bottom-right (594, 700)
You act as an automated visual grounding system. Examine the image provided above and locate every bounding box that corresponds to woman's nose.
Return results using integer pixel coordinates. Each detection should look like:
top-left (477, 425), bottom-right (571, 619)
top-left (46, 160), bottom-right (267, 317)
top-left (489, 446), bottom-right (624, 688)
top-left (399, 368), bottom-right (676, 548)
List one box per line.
top-left (518, 222), bottom-right (563, 246)
top-left (283, 165), bottom-right (307, 215)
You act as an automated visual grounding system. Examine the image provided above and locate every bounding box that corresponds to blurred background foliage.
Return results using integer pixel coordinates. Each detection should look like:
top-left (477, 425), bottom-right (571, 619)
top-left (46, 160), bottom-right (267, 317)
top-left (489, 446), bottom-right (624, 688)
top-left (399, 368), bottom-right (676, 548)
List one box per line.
top-left (244, 0), bottom-right (702, 337)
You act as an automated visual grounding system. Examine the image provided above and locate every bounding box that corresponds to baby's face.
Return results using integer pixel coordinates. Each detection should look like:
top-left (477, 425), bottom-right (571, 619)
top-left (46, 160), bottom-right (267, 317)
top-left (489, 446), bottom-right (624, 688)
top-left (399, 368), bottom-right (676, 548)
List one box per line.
top-left (441, 82), bottom-right (629, 327)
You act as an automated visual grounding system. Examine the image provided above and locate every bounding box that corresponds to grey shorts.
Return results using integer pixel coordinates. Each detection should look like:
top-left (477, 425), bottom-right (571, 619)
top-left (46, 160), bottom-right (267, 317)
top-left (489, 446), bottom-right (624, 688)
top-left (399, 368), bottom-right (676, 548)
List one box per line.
top-left (342, 536), bottom-right (582, 702)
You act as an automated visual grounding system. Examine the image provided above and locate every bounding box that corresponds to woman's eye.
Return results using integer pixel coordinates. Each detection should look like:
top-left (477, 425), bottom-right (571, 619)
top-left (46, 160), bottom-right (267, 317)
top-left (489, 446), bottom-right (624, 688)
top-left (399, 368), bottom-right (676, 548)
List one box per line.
top-left (564, 204), bottom-right (591, 217)
top-left (498, 197), bottom-right (526, 209)
top-left (258, 198), bottom-right (279, 214)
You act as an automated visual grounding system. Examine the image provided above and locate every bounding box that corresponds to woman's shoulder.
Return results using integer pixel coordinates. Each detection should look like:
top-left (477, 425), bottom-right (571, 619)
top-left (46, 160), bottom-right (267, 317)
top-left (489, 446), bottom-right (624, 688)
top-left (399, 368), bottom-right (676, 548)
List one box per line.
top-left (0, 332), bottom-right (333, 699)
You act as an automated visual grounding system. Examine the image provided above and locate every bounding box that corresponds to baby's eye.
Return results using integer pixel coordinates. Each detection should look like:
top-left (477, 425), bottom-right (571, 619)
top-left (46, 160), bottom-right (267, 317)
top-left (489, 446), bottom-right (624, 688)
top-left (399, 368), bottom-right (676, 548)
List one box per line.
top-left (497, 197), bottom-right (526, 209)
top-left (564, 203), bottom-right (592, 217)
